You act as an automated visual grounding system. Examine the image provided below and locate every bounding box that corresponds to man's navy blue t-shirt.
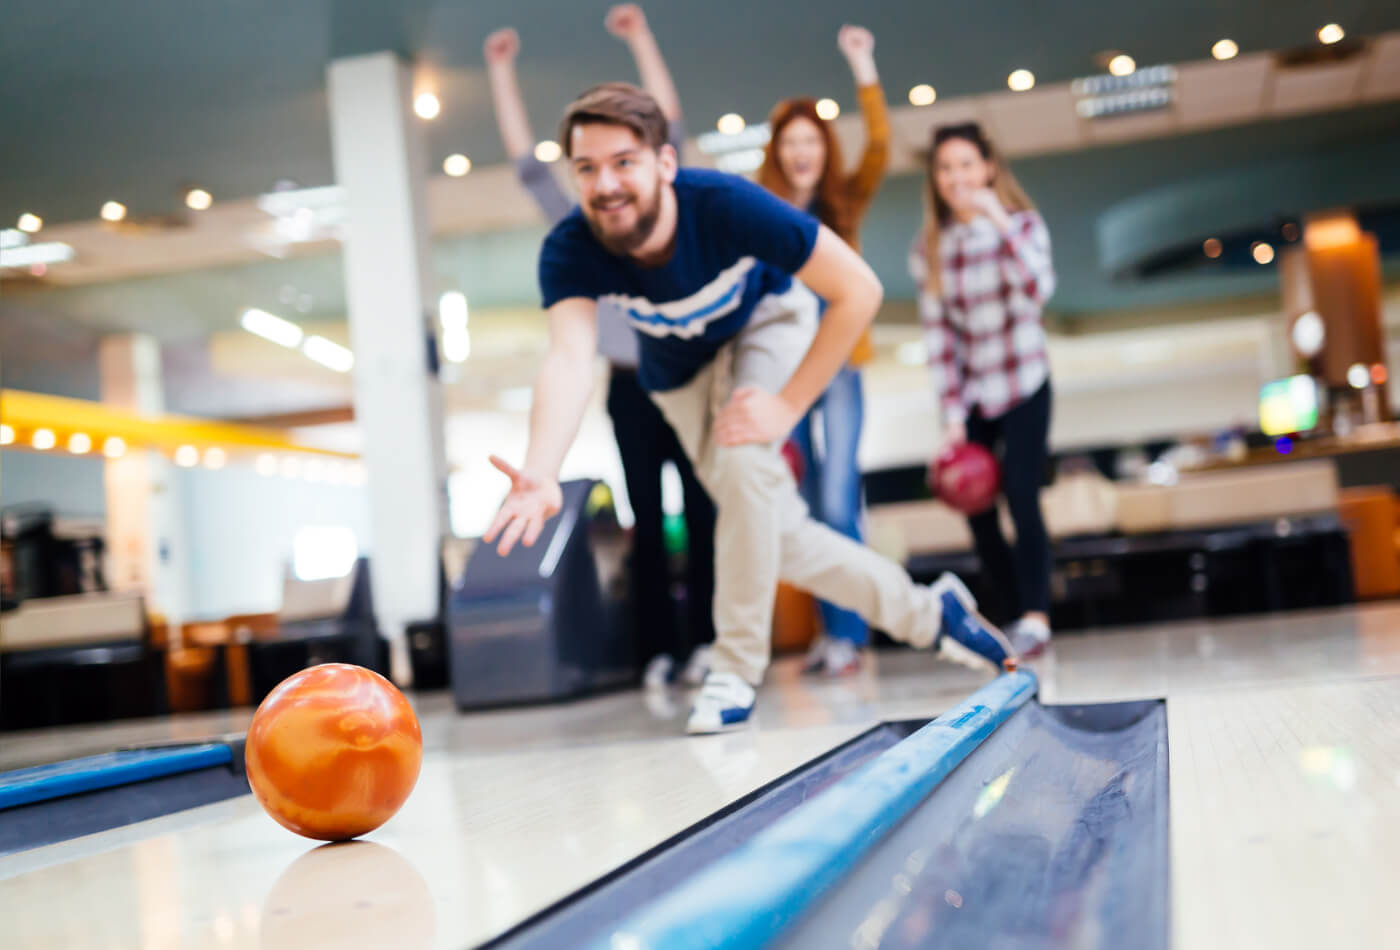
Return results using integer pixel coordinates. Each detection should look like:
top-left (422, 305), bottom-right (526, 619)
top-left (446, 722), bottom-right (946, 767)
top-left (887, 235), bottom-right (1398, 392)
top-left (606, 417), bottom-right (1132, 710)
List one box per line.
top-left (538, 168), bottom-right (820, 392)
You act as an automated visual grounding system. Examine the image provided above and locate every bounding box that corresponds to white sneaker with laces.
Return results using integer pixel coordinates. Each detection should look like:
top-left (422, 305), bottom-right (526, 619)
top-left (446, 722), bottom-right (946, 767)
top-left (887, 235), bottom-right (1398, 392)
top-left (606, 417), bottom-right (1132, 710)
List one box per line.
top-left (685, 671), bottom-right (757, 735)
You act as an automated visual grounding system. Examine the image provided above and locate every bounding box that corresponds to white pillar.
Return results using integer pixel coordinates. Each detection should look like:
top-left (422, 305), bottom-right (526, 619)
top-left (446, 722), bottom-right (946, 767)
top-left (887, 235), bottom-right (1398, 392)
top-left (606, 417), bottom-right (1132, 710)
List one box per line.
top-left (327, 51), bottom-right (449, 685)
top-left (99, 334), bottom-right (188, 634)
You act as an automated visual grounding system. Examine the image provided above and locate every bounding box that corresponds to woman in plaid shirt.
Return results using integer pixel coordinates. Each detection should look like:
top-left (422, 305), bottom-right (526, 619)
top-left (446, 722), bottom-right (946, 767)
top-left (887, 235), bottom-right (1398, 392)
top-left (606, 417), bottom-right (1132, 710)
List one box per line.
top-left (909, 121), bottom-right (1056, 657)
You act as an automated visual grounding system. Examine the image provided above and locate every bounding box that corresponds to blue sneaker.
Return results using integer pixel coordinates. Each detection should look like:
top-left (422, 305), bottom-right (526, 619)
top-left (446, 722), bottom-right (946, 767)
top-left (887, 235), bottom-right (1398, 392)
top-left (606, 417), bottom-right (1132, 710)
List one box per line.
top-left (686, 671), bottom-right (757, 734)
top-left (930, 573), bottom-right (1013, 672)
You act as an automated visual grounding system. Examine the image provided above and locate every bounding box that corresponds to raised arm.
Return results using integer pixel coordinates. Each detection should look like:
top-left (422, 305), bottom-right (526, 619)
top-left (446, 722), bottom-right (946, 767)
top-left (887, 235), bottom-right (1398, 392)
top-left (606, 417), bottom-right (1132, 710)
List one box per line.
top-left (483, 297), bottom-right (599, 554)
top-left (485, 28), bottom-right (574, 223)
top-left (837, 25), bottom-right (889, 204)
top-left (606, 5), bottom-right (683, 123)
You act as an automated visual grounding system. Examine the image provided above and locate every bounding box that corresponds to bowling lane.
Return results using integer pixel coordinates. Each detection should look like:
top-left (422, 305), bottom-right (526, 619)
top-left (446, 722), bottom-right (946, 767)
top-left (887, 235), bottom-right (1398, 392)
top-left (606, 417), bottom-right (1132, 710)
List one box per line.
top-left (0, 660), bottom-right (988, 950)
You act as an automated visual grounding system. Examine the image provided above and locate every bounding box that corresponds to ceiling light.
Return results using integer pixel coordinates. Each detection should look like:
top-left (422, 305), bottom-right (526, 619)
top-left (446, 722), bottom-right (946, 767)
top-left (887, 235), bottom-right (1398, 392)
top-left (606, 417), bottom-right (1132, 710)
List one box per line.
top-left (0, 241), bottom-right (75, 268)
top-left (1008, 69), bottom-right (1036, 92)
top-left (439, 291), bottom-right (468, 329)
top-left (303, 335), bottom-right (355, 373)
top-left (534, 140), bottom-right (562, 163)
top-left (1252, 241), bottom-right (1275, 265)
top-left (67, 433), bottom-right (92, 455)
top-left (32, 428), bottom-right (56, 450)
top-left (815, 99), bottom-right (840, 120)
top-left (717, 113), bottom-right (746, 135)
top-left (185, 188), bottom-right (213, 211)
top-left (1318, 24), bottom-right (1345, 46)
top-left (1202, 238), bottom-right (1222, 259)
top-left (241, 308), bottom-right (303, 348)
top-left (1212, 39), bottom-right (1239, 60)
top-left (17, 213), bottom-right (42, 233)
top-left (1347, 363), bottom-right (1369, 389)
top-left (444, 153), bottom-right (471, 177)
top-left (255, 453), bottom-right (278, 476)
top-left (174, 445), bottom-right (199, 467)
top-left (0, 424), bottom-right (14, 446)
top-left (101, 201), bottom-right (127, 222)
top-left (1108, 54), bottom-right (1136, 77)
top-left (908, 84), bottom-right (936, 106)
top-left (414, 93), bottom-right (441, 119)
top-left (103, 436), bottom-right (127, 459)
top-left (203, 447), bottom-right (227, 469)
top-left (279, 456), bottom-right (302, 479)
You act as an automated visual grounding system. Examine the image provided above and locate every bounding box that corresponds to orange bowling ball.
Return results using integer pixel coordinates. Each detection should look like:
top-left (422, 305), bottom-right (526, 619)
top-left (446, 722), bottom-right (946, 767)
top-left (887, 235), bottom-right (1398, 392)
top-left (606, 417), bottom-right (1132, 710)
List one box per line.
top-left (245, 663), bottom-right (423, 841)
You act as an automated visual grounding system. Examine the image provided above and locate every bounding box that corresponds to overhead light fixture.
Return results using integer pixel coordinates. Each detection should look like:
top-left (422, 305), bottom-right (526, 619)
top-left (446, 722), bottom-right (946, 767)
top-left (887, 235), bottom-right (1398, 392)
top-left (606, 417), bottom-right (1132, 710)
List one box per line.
top-left (203, 447), bottom-right (227, 469)
top-left (1108, 54), bottom-right (1136, 77)
top-left (1074, 64), bottom-right (1176, 118)
top-left (0, 424), bottom-right (14, 445)
top-left (32, 428), bottom-right (56, 451)
top-left (1202, 238), bottom-right (1222, 259)
top-left (534, 140), bottom-right (562, 163)
top-left (280, 456), bottom-right (302, 479)
top-left (1008, 69), bottom-right (1035, 92)
top-left (103, 436), bottom-right (127, 459)
top-left (241, 308), bottom-right (303, 348)
top-left (255, 453), bottom-right (278, 476)
top-left (444, 153), bottom-right (471, 177)
top-left (815, 98), bottom-right (840, 120)
top-left (302, 335), bottom-right (355, 373)
top-left (17, 213), bottom-right (42, 234)
top-left (414, 93), bottom-right (441, 119)
top-left (1252, 241), bottom-right (1275, 265)
top-left (1212, 39), bottom-right (1239, 60)
top-left (0, 241), bottom-right (75, 268)
top-left (101, 201), bottom-right (127, 222)
top-left (67, 433), bottom-right (92, 455)
top-left (716, 113), bottom-right (746, 135)
top-left (908, 84), bottom-right (937, 106)
top-left (174, 445), bottom-right (199, 467)
top-left (1317, 24), bottom-right (1345, 46)
top-left (1347, 363), bottom-right (1369, 389)
top-left (186, 188), bottom-right (213, 211)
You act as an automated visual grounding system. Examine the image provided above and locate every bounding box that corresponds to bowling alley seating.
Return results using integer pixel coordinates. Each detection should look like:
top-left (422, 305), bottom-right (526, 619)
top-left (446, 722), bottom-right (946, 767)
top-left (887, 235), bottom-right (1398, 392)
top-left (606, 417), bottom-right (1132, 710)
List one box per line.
top-left (0, 591), bottom-right (167, 730)
top-left (866, 459), bottom-right (1355, 630)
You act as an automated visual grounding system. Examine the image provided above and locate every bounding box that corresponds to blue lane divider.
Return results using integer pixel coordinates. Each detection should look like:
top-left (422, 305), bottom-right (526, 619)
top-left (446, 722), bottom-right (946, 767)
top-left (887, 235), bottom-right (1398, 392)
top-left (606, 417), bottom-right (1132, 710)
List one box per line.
top-left (589, 670), bottom-right (1038, 950)
top-left (0, 744), bottom-right (235, 810)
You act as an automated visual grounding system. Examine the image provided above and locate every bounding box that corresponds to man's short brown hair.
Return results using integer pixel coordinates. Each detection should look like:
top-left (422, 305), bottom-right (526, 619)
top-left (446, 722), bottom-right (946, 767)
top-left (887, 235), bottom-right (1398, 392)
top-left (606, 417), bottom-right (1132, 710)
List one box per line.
top-left (559, 82), bottom-right (669, 158)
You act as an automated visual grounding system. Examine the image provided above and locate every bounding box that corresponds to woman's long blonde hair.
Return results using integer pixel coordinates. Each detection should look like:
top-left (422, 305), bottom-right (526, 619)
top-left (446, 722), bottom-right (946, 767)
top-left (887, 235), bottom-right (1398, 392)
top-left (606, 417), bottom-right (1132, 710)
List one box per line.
top-left (921, 122), bottom-right (1035, 296)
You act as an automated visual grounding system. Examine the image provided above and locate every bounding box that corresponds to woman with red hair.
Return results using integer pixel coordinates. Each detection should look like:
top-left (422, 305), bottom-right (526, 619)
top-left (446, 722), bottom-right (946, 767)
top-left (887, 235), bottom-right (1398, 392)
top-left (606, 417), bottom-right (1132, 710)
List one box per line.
top-left (755, 25), bottom-right (889, 676)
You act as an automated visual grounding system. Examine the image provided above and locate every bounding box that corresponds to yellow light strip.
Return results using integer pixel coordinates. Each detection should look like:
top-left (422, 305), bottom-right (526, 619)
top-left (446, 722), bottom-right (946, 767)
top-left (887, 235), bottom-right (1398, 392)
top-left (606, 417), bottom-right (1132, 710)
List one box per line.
top-left (0, 389), bottom-right (358, 460)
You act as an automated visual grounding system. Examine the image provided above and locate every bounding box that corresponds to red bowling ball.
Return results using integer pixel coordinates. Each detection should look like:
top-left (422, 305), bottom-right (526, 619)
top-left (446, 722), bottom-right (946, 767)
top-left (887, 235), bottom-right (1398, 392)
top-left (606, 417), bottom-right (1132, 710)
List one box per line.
top-left (929, 442), bottom-right (1001, 516)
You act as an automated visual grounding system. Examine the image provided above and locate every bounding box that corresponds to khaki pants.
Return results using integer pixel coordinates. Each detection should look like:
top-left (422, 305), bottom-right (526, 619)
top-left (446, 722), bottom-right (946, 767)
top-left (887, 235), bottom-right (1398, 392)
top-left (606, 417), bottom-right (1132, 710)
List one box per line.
top-left (650, 284), bottom-right (943, 685)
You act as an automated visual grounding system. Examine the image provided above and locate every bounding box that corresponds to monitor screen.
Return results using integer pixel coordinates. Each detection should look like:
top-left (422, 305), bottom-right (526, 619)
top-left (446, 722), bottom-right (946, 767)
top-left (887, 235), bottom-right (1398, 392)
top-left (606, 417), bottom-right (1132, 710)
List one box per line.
top-left (1259, 374), bottom-right (1319, 437)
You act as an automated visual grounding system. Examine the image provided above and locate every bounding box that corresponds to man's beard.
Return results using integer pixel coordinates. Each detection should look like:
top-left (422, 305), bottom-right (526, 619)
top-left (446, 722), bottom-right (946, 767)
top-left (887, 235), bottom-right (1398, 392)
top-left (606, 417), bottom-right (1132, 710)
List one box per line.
top-left (585, 186), bottom-right (662, 256)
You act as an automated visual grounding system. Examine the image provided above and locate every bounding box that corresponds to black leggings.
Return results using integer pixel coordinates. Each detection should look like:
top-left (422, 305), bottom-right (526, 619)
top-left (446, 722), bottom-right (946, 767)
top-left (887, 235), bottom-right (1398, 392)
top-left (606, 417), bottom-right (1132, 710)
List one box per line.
top-left (965, 382), bottom-right (1053, 619)
top-left (607, 368), bottom-right (716, 664)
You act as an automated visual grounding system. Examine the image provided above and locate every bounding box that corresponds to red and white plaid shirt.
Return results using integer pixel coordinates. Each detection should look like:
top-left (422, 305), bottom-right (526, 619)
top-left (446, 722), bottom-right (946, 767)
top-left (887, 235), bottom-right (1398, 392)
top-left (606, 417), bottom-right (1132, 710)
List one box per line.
top-left (908, 210), bottom-right (1055, 424)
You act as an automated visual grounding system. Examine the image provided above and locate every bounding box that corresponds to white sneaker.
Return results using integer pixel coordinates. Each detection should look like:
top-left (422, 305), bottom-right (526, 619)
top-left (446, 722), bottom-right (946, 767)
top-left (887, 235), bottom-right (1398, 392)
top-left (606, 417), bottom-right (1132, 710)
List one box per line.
top-left (686, 671), bottom-right (757, 735)
top-left (643, 654), bottom-right (674, 689)
top-left (679, 645), bottom-right (713, 687)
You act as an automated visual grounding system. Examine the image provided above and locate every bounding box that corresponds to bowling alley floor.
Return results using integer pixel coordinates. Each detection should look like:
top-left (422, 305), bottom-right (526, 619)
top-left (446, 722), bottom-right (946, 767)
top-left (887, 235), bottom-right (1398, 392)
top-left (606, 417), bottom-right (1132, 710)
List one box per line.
top-left (4, 603), bottom-right (1400, 949)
